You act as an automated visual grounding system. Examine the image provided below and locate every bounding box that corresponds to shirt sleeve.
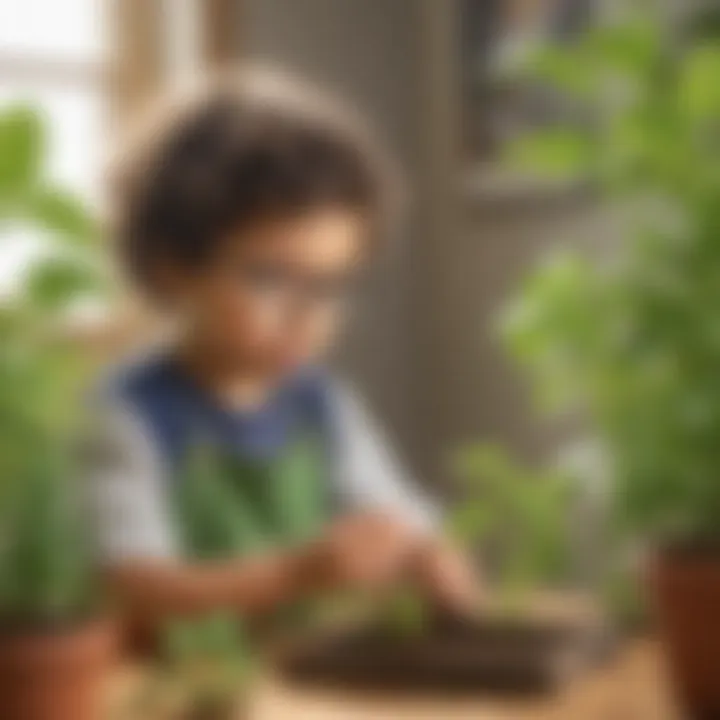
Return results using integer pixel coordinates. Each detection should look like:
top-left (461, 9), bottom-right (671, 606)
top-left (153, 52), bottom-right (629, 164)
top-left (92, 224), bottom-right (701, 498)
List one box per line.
top-left (327, 379), bottom-right (441, 532)
top-left (82, 394), bottom-right (180, 564)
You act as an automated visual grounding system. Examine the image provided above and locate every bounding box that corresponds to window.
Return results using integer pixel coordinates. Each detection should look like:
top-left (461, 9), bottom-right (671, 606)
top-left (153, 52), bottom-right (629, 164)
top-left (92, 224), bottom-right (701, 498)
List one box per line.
top-left (0, 0), bottom-right (106, 198)
top-left (0, 0), bottom-right (106, 293)
top-left (0, 0), bottom-right (236, 296)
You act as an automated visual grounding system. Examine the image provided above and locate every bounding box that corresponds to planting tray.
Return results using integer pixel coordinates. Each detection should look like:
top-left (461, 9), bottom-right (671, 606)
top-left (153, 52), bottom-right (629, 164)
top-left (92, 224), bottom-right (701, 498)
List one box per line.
top-left (276, 614), bottom-right (613, 695)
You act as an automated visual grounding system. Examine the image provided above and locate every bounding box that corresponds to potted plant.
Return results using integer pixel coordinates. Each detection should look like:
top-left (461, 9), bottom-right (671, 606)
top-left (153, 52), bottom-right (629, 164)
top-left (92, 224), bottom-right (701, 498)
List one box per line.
top-left (0, 104), bottom-right (114, 720)
top-left (449, 443), bottom-right (575, 615)
top-left (499, 4), bottom-right (720, 714)
top-left (278, 444), bottom-right (601, 694)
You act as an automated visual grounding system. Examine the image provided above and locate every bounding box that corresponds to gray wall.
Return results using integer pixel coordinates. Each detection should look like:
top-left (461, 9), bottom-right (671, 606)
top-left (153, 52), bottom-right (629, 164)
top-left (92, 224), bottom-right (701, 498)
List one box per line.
top-left (239, 0), bottom-right (435, 480)
top-left (442, 194), bottom-right (605, 462)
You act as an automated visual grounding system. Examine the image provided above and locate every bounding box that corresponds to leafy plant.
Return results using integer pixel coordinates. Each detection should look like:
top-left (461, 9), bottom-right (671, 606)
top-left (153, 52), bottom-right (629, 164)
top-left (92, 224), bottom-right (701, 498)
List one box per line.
top-left (449, 444), bottom-right (574, 613)
top-left (122, 448), bottom-right (266, 719)
top-left (175, 443), bottom-right (258, 561)
top-left (127, 613), bottom-right (255, 720)
top-left (176, 435), bottom-right (327, 563)
top-left (501, 4), bottom-right (720, 543)
top-left (0, 104), bottom-right (104, 624)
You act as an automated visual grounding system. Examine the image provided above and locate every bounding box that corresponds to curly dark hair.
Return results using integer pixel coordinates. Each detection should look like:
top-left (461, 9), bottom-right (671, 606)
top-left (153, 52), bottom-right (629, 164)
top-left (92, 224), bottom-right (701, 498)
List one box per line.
top-left (111, 69), bottom-right (399, 294)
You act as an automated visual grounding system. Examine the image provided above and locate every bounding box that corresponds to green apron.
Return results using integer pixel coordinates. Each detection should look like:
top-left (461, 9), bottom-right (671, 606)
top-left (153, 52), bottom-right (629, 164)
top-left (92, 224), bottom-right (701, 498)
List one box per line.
top-left (174, 435), bottom-right (328, 561)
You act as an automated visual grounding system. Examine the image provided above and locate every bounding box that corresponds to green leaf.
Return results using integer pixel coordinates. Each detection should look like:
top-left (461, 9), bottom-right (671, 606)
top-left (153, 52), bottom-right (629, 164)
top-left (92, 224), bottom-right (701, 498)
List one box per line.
top-left (24, 257), bottom-right (99, 311)
top-left (27, 186), bottom-right (98, 244)
top-left (679, 44), bottom-right (720, 119)
top-left (177, 443), bottom-right (264, 559)
top-left (528, 45), bottom-right (595, 96)
top-left (0, 104), bottom-right (101, 624)
top-left (0, 445), bottom-right (89, 619)
top-left (382, 588), bottom-right (428, 639)
top-left (449, 442), bottom-right (575, 605)
top-left (581, 20), bottom-right (659, 77)
top-left (508, 129), bottom-right (593, 179)
top-left (0, 105), bottom-right (44, 194)
top-left (446, 502), bottom-right (496, 545)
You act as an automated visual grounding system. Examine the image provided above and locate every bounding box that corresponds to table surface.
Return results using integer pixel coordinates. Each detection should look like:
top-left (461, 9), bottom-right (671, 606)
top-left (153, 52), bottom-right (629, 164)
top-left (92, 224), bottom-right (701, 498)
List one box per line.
top-left (113, 640), bottom-right (679, 720)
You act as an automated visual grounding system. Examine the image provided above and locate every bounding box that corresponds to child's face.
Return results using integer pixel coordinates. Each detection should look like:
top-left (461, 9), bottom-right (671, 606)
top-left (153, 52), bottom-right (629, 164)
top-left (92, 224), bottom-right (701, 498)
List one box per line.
top-left (170, 208), bottom-right (366, 375)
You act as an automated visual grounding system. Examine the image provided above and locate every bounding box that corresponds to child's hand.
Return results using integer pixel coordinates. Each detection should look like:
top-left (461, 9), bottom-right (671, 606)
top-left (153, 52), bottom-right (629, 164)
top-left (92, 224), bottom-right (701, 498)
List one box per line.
top-left (299, 513), bottom-right (420, 592)
top-left (411, 540), bottom-right (480, 616)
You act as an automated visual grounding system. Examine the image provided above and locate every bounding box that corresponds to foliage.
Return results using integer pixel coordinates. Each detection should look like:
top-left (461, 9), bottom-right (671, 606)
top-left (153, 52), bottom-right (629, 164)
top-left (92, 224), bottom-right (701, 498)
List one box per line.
top-left (448, 444), bottom-right (574, 612)
top-left (128, 613), bottom-right (255, 720)
top-left (176, 444), bottom-right (256, 561)
top-left (0, 104), bottom-right (104, 622)
top-left (0, 444), bottom-right (92, 622)
top-left (375, 584), bottom-right (430, 640)
top-left (176, 436), bottom-right (326, 563)
top-left (150, 447), bottom-right (264, 717)
top-left (503, 5), bottom-right (720, 542)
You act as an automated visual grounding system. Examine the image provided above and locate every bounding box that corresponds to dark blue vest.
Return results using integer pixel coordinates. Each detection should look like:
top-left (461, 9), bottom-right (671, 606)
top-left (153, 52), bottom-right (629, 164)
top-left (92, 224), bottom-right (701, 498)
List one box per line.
top-left (108, 354), bottom-right (333, 473)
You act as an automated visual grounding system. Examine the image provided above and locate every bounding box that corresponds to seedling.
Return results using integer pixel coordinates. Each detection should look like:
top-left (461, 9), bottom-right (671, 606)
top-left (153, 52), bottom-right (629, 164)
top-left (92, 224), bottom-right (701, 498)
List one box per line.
top-left (449, 444), bottom-right (574, 615)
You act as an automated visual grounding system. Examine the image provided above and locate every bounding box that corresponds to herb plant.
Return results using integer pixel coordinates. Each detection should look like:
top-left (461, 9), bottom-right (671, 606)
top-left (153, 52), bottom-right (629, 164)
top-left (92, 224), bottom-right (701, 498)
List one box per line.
top-left (449, 444), bottom-right (574, 613)
top-left (502, 5), bottom-right (720, 544)
top-left (128, 613), bottom-right (255, 720)
top-left (0, 104), bottom-right (104, 624)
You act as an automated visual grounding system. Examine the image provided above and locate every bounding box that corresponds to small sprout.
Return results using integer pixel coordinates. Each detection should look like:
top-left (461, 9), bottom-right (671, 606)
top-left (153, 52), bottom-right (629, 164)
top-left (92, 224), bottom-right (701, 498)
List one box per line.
top-left (130, 612), bottom-right (256, 720)
top-left (381, 586), bottom-right (429, 640)
top-left (448, 444), bottom-right (575, 615)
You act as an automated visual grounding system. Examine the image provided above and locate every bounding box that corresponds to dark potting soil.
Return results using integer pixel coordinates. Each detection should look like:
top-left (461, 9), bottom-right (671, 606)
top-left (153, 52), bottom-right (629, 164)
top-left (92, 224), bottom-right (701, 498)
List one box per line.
top-left (277, 614), bottom-right (612, 695)
top-left (183, 701), bottom-right (238, 720)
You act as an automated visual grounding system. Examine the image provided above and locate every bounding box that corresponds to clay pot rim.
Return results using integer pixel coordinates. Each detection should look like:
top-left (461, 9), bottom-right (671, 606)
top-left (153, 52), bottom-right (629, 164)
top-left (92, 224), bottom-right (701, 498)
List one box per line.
top-left (654, 535), bottom-right (720, 560)
top-left (0, 615), bottom-right (116, 663)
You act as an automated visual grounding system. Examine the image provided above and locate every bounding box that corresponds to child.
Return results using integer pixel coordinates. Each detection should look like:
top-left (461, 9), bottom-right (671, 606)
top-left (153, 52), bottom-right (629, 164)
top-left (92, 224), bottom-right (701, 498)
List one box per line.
top-left (87, 70), bottom-right (475, 633)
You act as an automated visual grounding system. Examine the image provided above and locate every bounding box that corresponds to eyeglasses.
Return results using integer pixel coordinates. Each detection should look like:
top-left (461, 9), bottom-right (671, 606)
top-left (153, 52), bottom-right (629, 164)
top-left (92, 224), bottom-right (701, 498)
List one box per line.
top-left (235, 263), bottom-right (359, 311)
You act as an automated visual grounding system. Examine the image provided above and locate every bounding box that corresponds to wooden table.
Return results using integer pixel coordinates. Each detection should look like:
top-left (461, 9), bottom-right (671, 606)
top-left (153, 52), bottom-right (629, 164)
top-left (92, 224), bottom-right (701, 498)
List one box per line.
top-left (112, 640), bottom-right (679, 719)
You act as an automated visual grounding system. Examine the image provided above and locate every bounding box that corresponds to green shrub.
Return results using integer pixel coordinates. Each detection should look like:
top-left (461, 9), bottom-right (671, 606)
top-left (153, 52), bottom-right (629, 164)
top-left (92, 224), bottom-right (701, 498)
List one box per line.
top-left (0, 104), bottom-right (104, 624)
top-left (122, 612), bottom-right (254, 720)
top-left (502, 5), bottom-right (720, 542)
top-left (449, 444), bottom-right (574, 613)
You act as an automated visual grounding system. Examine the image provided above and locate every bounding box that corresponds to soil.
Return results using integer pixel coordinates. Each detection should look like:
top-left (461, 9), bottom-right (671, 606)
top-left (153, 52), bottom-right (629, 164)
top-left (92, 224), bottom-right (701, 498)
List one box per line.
top-left (277, 612), bottom-right (612, 695)
top-left (183, 701), bottom-right (237, 720)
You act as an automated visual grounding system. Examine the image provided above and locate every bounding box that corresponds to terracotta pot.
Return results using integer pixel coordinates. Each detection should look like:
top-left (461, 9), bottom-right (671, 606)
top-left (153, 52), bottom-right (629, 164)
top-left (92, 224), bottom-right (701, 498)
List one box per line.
top-left (649, 549), bottom-right (720, 718)
top-left (0, 619), bottom-right (116, 720)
